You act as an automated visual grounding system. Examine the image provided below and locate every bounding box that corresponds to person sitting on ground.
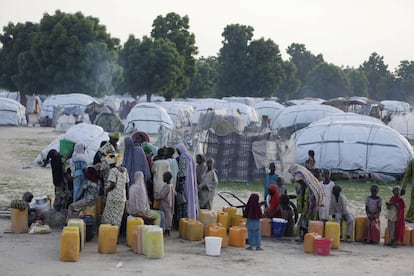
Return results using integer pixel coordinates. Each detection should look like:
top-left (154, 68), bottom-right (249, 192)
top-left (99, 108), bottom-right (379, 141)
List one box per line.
top-left (198, 158), bottom-right (219, 210)
top-left (365, 184), bottom-right (382, 244)
top-left (22, 192), bottom-right (36, 226)
top-left (127, 171), bottom-right (165, 229)
top-left (329, 185), bottom-right (354, 242)
top-left (386, 186), bottom-right (406, 247)
top-left (67, 167), bottom-right (100, 219)
top-left (154, 171), bottom-right (174, 236)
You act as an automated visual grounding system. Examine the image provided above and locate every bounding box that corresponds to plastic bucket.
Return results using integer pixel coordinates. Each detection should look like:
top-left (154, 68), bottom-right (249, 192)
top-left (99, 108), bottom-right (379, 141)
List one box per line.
top-left (271, 218), bottom-right (287, 237)
top-left (59, 139), bottom-right (75, 158)
top-left (314, 238), bottom-right (333, 256)
top-left (205, 236), bottom-right (222, 256)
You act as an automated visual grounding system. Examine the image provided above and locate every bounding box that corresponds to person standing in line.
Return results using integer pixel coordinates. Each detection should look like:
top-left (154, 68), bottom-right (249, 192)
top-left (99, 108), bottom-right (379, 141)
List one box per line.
top-left (122, 136), bottom-right (151, 185)
top-left (386, 186), bottom-right (406, 247)
top-left (319, 169), bottom-right (335, 222)
top-left (152, 148), bottom-right (171, 205)
top-left (198, 158), bottom-right (218, 210)
top-left (364, 184), bottom-right (382, 244)
top-left (102, 156), bottom-right (129, 229)
top-left (400, 160), bottom-right (414, 222)
top-left (305, 150), bottom-right (316, 172)
top-left (195, 154), bottom-right (207, 186)
top-left (329, 185), bottom-right (354, 242)
top-left (70, 143), bottom-right (88, 202)
top-left (264, 162), bottom-right (278, 208)
top-left (243, 193), bottom-right (264, 251)
top-left (154, 171), bottom-right (174, 236)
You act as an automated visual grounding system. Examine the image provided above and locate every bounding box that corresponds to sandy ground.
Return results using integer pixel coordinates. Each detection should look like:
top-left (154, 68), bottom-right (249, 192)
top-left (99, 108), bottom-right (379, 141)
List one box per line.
top-left (0, 125), bottom-right (413, 276)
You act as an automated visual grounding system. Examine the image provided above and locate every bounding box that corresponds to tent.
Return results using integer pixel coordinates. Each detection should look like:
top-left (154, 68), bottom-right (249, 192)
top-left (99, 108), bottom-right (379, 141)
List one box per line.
top-left (270, 104), bottom-right (343, 138)
top-left (34, 123), bottom-right (109, 165)
top-left (40, 93), bottom-right (97, 120)
top-left (94, 110), bottom-right (124, 132)
top-left (156, 101), bottom-right (194, 128)
top-left (124, 103), bottom-right (174, 134)
top-left (387, 112), bottom-right (414, 141)
top-left (294, 116), bottom-right (414, 177)
top-left (197, 109), bottom-right (245, 136)
top-left (0, 98), bottom-right (27, 126)
top-left (252, 100), bottom-right (285, 121)
top-left (25, 95), bottom-right (41, 114)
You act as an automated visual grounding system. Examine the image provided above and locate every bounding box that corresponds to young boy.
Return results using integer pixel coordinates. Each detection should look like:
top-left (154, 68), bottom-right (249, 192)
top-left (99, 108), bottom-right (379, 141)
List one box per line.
top-left (319, 169), bottom-right (335, 222)
top-left (264, 162), bottom-right (278, 208)
top-left (154, 171), bottom-right (174, 237)
top-left (365, 184), bottom-right (382, 244)
top-left (198, 158), bottom-right (219, 210)
top-left (386, 186), bottom-right (406, 247)
top-left (329, 185), bottom-right (354, 241)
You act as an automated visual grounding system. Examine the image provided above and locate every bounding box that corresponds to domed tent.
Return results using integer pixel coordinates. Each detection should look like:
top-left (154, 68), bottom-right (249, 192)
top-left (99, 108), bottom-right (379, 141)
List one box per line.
top-left (0, 98), bottom-right (27, 126)
top-left (387, 111), bottom-right (414, 142)
top-left (270, 104), bottom-right (343, 138)
top-left (294, 115), bottom-right (414, 178)
top-left (124, 103), bottom-right (174, 134)
top-left (252, 100), bottom-right (285, 120)
top-left (94, 108), bottom-right (124, 133)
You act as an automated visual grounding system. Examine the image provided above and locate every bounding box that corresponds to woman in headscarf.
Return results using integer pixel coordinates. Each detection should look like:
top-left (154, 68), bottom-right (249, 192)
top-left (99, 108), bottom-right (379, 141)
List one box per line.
top-left (45, 149), bottom-right (66, 210)
top-left (70, 143), bottom-right (88, 202)
top-left (243, 193), bottom-right (264, 250)
top-left (164, 147), bottom-right (178, 190)
top-left (127, 171), bottom-right (163, 228)
top-left (265, 184), bottom-right (281, 218)
top-left (289, 164), bottom-right (325, 239)
top-left (121, 136), bottom-right (151, 185)
top-left (102, 156), bottom-right (129, 228)
top-left (174, 143), bottom-right (199, 227)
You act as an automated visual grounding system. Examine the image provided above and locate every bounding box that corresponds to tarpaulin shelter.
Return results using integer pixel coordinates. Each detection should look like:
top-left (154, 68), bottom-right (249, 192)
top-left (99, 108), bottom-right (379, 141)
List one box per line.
top-left (0, 97), bottom-right (27, 126)
top-left (294, 114), bottom-right (414, 177)
top-left (124, 103), bottom-right (174, 134)
top-left (387, 112), bottom-right (414, 142)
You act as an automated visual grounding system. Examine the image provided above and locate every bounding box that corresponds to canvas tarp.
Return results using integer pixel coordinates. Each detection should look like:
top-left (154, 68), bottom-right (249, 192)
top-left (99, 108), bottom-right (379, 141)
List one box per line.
top-left (34, 123), bottom-right (109, 165)
top-left (294, 117), bottom-right (414, 176)
top-left (0, 98), bottom-right (27, 126)
top-left (202, 131), bottom-right (271, 183)
top-left (388, 112), bottom-right (414, 141)
top-left (124, 103), bottom-right (174, 134)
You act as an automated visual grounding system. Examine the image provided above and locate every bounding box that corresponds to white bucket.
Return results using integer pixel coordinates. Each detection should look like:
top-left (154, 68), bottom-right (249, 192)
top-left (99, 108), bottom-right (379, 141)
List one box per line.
top-left (205, 236), bottom-right (222, 256)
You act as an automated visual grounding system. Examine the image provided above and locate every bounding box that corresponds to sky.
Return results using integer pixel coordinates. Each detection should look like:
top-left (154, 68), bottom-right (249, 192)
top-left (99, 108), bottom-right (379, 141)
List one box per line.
top-left (0, 0), bottom-right (413, 71)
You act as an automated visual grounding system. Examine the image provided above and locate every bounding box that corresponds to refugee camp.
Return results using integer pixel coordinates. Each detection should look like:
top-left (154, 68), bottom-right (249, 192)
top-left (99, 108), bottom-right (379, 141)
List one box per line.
top-left (1, 1), bottom-right (414, 275)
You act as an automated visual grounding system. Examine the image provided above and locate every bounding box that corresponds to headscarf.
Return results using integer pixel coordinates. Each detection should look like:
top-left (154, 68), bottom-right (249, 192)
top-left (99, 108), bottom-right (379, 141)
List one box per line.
top-left (390, 186), bottom-right (406, 243)
top-left (243, 193), bottom-right (263, 219)
top-left (289, 164), bottom-right (325, 207)
top-left (122, 136), bottom-right (151, 184)
top-left (99, 141), bottom-right (115, 156)
top-left (72, 143), bottom-right (87, 163)
top-left (126, 171), bottom-right (150, 216)
top-left (176, 143), bottom-right (199, 219)
top-left (267, 184), bottom-right (280, 216)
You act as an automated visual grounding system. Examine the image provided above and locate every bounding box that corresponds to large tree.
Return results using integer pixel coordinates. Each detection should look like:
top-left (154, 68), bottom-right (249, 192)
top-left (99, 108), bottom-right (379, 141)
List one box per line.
top-left (305, 62), bottom-right (351, 99)
top-left (359, 52), bottom-right (394, 100)
top-left (0, 22), bottom-right (39, 92)
top-left (276, 60), bottom-right (300, 101)
top-left (151, 12), bottom-right (197, 97)
top-left (119, 35), bottom-right (185, 101)
top-left (343, 67), bottom-right (369, 97)
top-left (13, 10), bottom-right (121, 96)
top-left (395, 60), bottom-right (414, 102)
top-left (186, 57), bottom-right (218, 98)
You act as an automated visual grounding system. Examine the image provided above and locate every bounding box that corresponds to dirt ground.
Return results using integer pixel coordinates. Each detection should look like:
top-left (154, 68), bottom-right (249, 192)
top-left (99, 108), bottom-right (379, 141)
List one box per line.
top-left (0, 125), bottom-right (413, 276)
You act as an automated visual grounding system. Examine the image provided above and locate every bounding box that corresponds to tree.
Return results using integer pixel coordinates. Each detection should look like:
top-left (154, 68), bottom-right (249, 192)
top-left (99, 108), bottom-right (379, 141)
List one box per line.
top-left (276, 60), bottom-right (300, 101)
top-left (119, 36), bottom-right (185, 101)
top-left (359, 52), bottom-right (394, 100)
top-left (13, 10), bottom-right (121, 96)
top-left (286, 43), bottom-right (324, 87)
top-left (151, 12), bottom-right (197, 97)
top-left (343, 68), bottom-right (369, 97)
top-left (395, 60), bottom-right (414, 102)
top-left (0, 22), bottom-right (39, 91)
top-left (305, 62), bottom-right (351, 99)
top-left (186, 57), bottom-right (218, 98)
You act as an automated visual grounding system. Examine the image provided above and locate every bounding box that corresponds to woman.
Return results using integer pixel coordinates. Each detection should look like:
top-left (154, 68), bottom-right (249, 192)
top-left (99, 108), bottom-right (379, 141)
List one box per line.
top-left (127, 171), bottom-right (164, 228)
top-left (101, 156), bottom-right (129, 228)
top-left (45, 149), bottom-right (66, 210)
top-left (174, 143), bottom-right (199, 226)
top-left (198, 158), bottom-right (218, 210)
top-left (70, 143), bottom-right (88, 202)
top-left (265, 184), bottom-right (281, 218)
top-left (289, 164), bottom-right (324, 239)
top-left (122, 136), bottom-right (151, 185)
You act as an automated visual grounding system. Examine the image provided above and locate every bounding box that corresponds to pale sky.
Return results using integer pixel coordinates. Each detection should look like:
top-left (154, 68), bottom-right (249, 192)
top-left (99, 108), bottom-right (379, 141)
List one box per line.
top-left (1, 0), bottom-right (413, 71)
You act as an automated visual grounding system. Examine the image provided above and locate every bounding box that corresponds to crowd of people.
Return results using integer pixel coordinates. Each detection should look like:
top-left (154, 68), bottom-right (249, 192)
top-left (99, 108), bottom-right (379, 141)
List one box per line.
top-left (40, 132), bottom-right (219, 237)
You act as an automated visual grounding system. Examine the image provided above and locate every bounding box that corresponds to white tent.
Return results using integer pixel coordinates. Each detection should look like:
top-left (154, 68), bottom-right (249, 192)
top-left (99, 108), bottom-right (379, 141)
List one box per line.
top-left (191, 100), bottom-right (260, 127)
top-left (0, 98), bottom-right (27, 126)
top-left (124, 103), bottom-right (174, 134)
top-left (156, 101), bottom-right (194, 128)
top-left (313, 112), bottom-right (385, 126)
top-left (388, 112), bottom-right (414, 141)
top-left (252, 100), bottom-right (285, 119)
top-left (285, 98), bottom-right (325, 106)
top-left (381, 100), bottom-right (411, 114)
top-left (270, 104), bottom-right (343, 137)
top-left (34, 123), bottom-right (109, 165)
top-left (294, 117), bottom-right (414, 175)
top-left (40, 93), bottom-right (97, 119)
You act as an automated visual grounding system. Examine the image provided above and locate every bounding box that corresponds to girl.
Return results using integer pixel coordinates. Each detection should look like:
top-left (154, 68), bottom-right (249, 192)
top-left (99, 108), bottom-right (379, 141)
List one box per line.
top-left (154, 171), bottom-right (174, 236)
top-left (386, 186), bottom-right (406, 247)
top-left (243, 193), bottom-right (263, 250)
top-left (365, 184), bottom-right (382, 244)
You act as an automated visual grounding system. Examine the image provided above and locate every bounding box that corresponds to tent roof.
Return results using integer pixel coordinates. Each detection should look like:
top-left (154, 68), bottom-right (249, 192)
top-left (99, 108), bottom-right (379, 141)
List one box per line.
top-left (40, 93), bottom-right (97, 119)
top-left (124, 103), bottom-right (174, 134)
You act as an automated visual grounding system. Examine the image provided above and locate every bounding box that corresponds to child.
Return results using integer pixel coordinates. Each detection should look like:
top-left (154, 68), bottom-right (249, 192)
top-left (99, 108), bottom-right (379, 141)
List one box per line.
top-left (386, 186), bottom-right (406, 247)
top-left (329, 185), bottom-right (354, 242)
top-left (319, 169), bottom-right (335, 222)
top-left (70, 143), bottom-right (88, 202)
top-left (276, 177), bottom-right (287, 196)
top-left (154, 171), bottom-right (174, 237)
top-left (264, 162), bottom-right (278, 208)
top-left (243, 193), bottom-right (263, 250)
top-left (280, 194), bottom-right (295, 236)
top-left (198, 158), bottom-right (219, 210)
top-left (365, 184), bottom-right (382, 244)
top-left (305, 150), bottom-right (316, 172)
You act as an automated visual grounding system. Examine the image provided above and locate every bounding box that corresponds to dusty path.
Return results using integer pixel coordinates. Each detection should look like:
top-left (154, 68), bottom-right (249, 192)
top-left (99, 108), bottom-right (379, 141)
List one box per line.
top-left (0, 126), bottom-right (412, 276)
